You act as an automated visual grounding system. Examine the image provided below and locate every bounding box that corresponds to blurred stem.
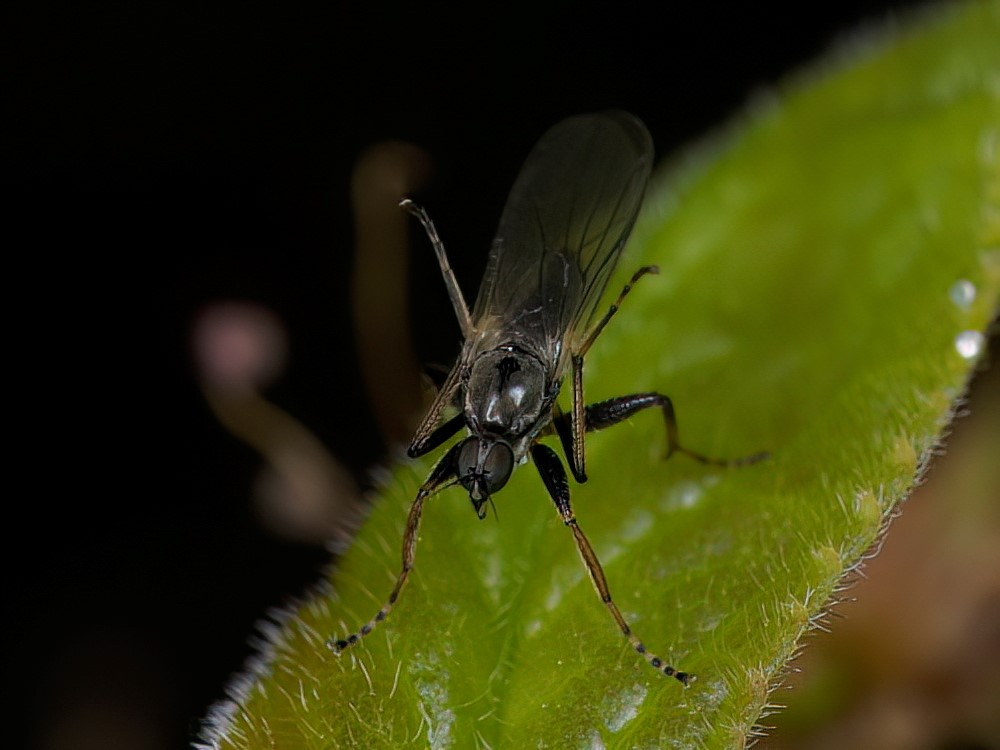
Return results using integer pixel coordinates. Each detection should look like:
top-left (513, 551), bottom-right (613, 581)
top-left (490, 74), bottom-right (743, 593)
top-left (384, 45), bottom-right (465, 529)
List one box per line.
top-left (204, 388), bottom-right (360, 545)
top-left (350, 141), bottom-right (433, 447)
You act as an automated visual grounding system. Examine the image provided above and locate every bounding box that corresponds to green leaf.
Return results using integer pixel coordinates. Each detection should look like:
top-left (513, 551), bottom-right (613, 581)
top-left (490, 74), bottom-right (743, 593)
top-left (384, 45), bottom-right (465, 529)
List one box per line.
top-left (199, 4), bottom-right (1000, 748)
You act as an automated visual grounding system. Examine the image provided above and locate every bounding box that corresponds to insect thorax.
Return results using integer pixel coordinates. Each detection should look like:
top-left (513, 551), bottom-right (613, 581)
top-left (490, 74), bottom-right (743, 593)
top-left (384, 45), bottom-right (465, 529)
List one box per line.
top-left (463, 347), bottom-right (553, 442)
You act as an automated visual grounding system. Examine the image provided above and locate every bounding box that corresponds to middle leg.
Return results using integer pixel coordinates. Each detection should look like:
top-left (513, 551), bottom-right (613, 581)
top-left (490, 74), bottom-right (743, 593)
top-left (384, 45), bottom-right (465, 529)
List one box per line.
top-left (556, 392), bottom-right (769, 477)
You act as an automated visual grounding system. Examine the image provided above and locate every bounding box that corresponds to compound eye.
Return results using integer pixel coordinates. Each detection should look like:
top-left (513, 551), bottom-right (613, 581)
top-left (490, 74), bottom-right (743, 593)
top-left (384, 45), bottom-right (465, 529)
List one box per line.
top-left (456, 438), bottom-right (481, 490)
top-left (483, 442), bottom-right (514, 495)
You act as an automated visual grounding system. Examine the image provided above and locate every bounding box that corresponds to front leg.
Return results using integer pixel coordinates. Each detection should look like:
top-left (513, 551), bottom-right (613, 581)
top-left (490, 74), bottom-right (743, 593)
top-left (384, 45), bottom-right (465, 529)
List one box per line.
top-left (530, 443), bottom-right (690, 684)
top-left (408, 364), bottom-right (463, 458)
top-left (557, 392), bottom-right (768, 469)
top-left (408, 411), bottom-right (465, 458)
top-left (329, 441), bottom-right (462, 653)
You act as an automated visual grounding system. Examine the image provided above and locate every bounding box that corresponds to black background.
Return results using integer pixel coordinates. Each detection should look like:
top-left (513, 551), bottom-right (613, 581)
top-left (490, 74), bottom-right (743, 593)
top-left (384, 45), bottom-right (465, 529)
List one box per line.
top-left (6, 2), bottom-right (948, 747)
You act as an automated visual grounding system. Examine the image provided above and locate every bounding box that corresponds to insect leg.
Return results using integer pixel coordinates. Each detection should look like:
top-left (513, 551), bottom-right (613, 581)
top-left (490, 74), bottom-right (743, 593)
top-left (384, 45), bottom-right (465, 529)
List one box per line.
top-left (410, 411), bottom-right (465, 458)
top-left (409, 363), bottom-right (463, 458)
top-left (400, 198), bottom-right (474, 340)
top-left (566, 354), bottom-right (588, 483)
top-left (329, 441), bottom-right (462, 654)
top-left (564, 266), bottom-right (660, 482)
top-left (531, 443), bottom-right (690, 684)
top-left (560, 393), bottom-right (769, 466)
top-left (577, 265), bottom-right (659, 358)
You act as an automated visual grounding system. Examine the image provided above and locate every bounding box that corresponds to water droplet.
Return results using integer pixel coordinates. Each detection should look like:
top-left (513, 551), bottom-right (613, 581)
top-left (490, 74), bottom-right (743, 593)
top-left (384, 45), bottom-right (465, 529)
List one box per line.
top-left (949, 279), bottom-right (976, 310)
top-left (955, 330), bottom-right (984, 359)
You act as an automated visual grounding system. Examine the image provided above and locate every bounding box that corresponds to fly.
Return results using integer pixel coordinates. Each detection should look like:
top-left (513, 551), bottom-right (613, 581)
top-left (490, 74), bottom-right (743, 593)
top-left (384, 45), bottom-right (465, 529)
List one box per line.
top-left (330, 111), bottom-right (766, 683)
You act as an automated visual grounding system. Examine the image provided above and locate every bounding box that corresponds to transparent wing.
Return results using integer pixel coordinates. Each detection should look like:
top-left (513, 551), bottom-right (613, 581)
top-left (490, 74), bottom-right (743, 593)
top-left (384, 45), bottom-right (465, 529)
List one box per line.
top-left (470, 111), bottom-right (653, 368)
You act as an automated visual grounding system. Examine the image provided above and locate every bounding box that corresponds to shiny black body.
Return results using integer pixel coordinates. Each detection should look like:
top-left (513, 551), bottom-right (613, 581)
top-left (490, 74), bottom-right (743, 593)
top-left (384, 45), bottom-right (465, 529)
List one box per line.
top-left (407, 111), bottom-right (653, 516)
